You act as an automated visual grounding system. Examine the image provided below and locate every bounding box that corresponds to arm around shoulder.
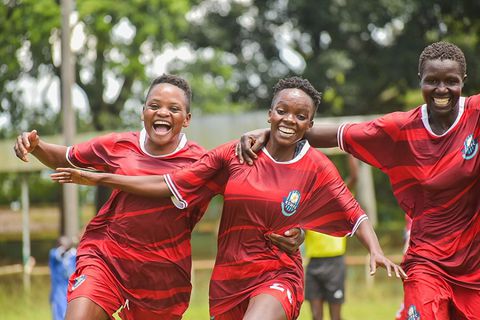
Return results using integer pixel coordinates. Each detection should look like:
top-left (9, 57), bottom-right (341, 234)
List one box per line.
top-left (304, 124), bottom-right (340, 148)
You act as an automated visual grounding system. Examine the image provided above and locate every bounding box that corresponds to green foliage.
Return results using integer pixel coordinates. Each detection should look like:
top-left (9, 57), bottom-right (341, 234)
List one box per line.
top-left (169, 49), bottom-right (253, 113)
top-left (1, 0), bottom-right (194, 138)
top-left (183, 0), bottom-right (480, 116)
top-left (0, 172), bottom-right (60, 205)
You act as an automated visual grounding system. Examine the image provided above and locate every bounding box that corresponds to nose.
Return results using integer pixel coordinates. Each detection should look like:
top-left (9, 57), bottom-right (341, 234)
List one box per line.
top-left (283, 113), bottom-right (295, 123)
top-left (435, 82), bottom-right (449, 94)
top-left (156, 107), bottom-right (169, 116)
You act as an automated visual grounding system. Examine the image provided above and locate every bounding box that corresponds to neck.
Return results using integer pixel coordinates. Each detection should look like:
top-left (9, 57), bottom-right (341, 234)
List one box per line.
top-left (265, 140), bottom-right (297, 162)
top-left (428, 106), bottom-right (459, 135)
top-left (145, 134), bottom-right (182, 156)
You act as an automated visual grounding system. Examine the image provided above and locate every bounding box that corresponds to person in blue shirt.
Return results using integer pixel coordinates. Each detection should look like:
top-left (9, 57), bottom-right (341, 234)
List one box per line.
top-left (49, 236), bottom-right (76, 320)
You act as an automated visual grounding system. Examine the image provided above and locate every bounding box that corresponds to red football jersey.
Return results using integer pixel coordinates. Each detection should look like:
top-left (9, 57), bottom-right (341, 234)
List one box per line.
top-left (339, 95), bottom-right (480, 289)
top-left (67, 130), bottom-right (217, 317)
top-left (165, 140), bottom-right (367, 317)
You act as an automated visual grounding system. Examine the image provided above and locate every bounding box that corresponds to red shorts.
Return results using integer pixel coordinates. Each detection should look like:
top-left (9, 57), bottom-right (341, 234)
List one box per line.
top-left (68, 264), bottom-right (125, 319)
top-left (213, 279), bottom-right (300, 320)
top-left (400, 272), bottom-right (480, 320)
top-left (68, 264), bottom-right (182, 320)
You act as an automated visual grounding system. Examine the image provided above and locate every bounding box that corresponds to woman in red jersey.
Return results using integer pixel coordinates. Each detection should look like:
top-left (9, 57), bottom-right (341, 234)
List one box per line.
top-left (51, 76), bottom-right (405, 320)
top-left (239, 41), bottom-right (480, 320)
top-left (14, 74), bottom-right (303, 320)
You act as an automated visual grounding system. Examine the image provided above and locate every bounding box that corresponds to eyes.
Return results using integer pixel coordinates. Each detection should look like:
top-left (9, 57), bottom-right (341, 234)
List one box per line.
top-left (145, 104), bottom-right (182, 112)
top-left (275, 108), bottom-right (309, 121)
top-left (422, 77), bottom-right (462, 87)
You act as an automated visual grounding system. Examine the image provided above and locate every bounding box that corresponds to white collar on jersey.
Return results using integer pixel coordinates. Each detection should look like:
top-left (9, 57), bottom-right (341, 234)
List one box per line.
top-left (421, 96), bottom-right (465, 137)
top-left (139, 128), bottom-right (188, 157)
top-left (261, 140), bottom-right (311, 164)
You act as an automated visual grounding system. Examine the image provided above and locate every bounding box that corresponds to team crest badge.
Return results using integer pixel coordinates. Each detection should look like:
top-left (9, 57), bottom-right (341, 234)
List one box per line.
top-left (71, 274), bottom-right (87, 291)
top-left (407, 304), bottom-right (420, 320)
top-left (462, 134), bottom-right (478, 160)
top-left (281, 190), bottom-right (301, 217)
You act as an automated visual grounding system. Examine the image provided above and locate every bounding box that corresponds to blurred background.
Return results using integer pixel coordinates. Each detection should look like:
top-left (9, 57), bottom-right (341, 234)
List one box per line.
top-left (1, 0), bottom-right (479, 319)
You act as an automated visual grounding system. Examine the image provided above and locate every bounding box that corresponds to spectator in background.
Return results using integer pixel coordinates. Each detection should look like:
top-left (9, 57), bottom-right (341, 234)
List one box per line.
top-left (49, 236), bottom-right (76, 320)
top-left (304, 155), bottom-right (359, 320)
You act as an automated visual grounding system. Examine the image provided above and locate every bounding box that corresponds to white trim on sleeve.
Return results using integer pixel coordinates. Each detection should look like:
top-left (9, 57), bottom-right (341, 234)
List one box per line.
top-left (164, 174), bottom-right (188, 209)
top-left (347, 214), bottom-right (369, 237)
top-left (337, 123), bottom-right (348, 151)
top-left (65, 146), bottom-right (81, 168)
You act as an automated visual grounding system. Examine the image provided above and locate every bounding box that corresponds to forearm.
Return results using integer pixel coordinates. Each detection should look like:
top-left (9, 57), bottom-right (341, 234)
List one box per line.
top-left (31, 141), bottom-right (70, 169)
top-left (354, 220), bottom-right (384, 255)
top-left (304, 124), bottom-right (339, 148)
top-left (96, 173), bottom-right (172, 198)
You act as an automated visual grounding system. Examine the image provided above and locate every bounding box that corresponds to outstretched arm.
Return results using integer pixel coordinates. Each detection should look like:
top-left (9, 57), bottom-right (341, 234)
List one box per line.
top-left (51, 168), bottom-right (172, 198)
top-left (354, 220), bottom-right (407, 279)
top-left (304, 123), bottom-right (340, 148)
top-left (14, 130), bottom-right (71, 168)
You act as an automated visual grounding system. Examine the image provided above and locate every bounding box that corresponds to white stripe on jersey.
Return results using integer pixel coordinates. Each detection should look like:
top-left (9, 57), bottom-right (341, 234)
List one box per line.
top-left (164, 174), bottom-right (188, 209)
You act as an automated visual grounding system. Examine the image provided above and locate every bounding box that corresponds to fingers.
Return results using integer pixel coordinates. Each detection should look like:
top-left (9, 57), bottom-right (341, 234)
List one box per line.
top-left (385, 261), bottom-right (392, 277)
top-left (14, 130), bottom-right (39, 162)
top-left (371, 255), bottom-right (408, 280)
top-left (397, 265), bottom-right (408, 279)
top-left (14, 135), bottom-right (28, 162)
top-left (250, 139), bottom-right (264, 154)
top-left (235, 143), bottom-right (244, 164)
top-left (50, 168), bottom-right (77, 184)
top-left (50, 171), bottom-right (73, 184)
top-left (268, 233), bottom-right (295, 254)
top-left (370, 257), bottom-right (377, 276)
top-left (238, 137), bottom-right (258, 166)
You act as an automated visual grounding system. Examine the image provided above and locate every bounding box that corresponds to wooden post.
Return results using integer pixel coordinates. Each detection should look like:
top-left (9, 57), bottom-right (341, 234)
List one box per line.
top-left (356, 162), bottom-right (377, 287)
top-left (61, 0), bottom-right (79, 238)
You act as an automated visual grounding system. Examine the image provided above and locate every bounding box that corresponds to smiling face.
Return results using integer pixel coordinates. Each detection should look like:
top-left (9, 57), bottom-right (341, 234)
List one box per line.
top-left (141, 83), bottom-right (191, 155)
top-left (420, 59), bottom-right (465, 118)
top-left (267, 88), bottom-right (315, 158)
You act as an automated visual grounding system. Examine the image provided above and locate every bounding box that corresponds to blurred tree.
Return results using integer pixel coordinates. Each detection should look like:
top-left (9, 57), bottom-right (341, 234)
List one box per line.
top-left (182, 0), bottom-right (480, 116)
top-left (0, 0), bottom-right (193, 210)
top-left (0, 0), bottom-right (193, 139)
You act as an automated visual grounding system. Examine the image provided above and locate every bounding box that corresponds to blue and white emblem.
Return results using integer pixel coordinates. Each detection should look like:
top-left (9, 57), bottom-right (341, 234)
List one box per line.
top-left (281, 190), bottom-right (301, 217)
top-left (462, 134), bottom-right (478, 160)
top-left (407, 304), bottom-right (420, 320)
top-left (71, 274), bottom-right (87, 291)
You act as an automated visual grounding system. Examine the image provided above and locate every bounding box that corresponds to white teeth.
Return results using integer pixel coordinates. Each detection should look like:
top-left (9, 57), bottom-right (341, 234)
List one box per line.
top-left (434, 98), bottom-right (450, 107)
top-left (154, 120), bottom-right (170, 126)
top-left (279, 127), bottom-right (295, 134)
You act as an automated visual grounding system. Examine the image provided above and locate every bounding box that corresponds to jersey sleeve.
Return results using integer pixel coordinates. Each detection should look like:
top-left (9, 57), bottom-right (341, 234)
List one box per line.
top-left (66, 133), bottom-right (119, 172)
top-left (301, 160), bottom-right (368, 237)
top-left (338, 114), bottom-right (400, 170)
top-left (165, 142), bottom-right (232, 209)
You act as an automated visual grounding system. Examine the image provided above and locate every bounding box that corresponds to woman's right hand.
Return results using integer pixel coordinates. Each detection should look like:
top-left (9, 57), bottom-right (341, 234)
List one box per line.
top-left (50, 168), bottom-right (100, 186)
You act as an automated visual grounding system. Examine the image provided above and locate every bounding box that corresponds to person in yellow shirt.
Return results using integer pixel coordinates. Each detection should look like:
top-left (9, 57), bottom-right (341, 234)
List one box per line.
top-left (304, 155), bottom-right (358, 320)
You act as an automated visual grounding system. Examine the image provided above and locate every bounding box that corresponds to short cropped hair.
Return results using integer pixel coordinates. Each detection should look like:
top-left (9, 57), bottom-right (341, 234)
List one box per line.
top-left (418, 41), bottom-right (466, 77)
top-left (146, 74), bottom-right (192, 112)
top-left (272, 76), bottom-right (322, 116)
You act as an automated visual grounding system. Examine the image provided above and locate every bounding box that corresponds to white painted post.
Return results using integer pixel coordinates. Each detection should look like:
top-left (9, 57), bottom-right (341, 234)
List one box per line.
top-left (21, 175), bottom-right (31, 292)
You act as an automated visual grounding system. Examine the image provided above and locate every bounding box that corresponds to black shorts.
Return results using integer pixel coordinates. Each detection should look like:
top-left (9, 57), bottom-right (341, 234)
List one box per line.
top-left (305, 255), bottom-right (346, 304)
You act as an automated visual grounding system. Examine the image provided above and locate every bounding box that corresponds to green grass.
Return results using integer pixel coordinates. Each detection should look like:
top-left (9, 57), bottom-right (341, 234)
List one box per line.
top-left (0, 265), bottom-right (403, 320)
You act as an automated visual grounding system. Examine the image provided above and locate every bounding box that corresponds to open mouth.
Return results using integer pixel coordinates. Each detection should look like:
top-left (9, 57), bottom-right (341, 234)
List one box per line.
top-left (153, 120), bottom-right (172, 134)
top-left (433, 97), bottom-right (450, 107)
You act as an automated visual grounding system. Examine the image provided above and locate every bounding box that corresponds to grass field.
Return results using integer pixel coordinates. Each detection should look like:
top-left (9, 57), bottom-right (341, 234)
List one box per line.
top-left (0, 264), bottom-right (403, 320)
top-left (0, 205), bottom-right (405, 319)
